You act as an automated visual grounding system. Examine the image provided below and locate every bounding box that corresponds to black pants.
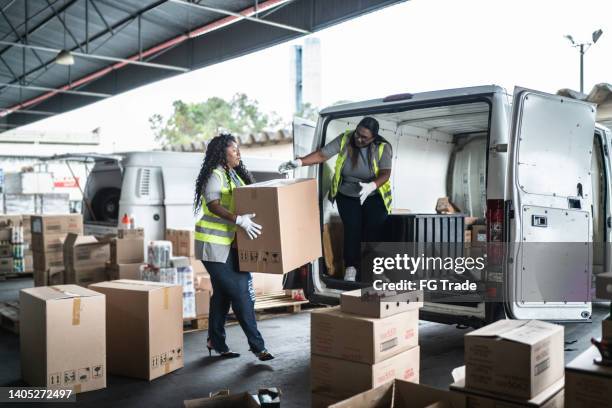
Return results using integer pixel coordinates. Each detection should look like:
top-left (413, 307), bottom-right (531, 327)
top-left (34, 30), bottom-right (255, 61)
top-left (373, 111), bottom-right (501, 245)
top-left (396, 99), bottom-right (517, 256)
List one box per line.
top-left (336, 192), bottom-right (388, 279)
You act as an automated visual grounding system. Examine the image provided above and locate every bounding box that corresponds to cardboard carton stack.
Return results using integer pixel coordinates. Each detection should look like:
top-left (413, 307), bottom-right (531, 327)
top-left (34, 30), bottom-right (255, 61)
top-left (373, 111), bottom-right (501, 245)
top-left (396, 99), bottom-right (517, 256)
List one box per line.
top-left (89, 280), bottom-right (184, 380)
top-left (564, 271), bottom-right (612, 407)
top-left (31, 214), bottom-right (83, 286)
top-left (311, 289), bottom-right (423, 407)
top-left (451, 319), bottom-right (565, 407)
top-left (234, 179), bottom-right (322, 275)
top-left (107, 228), bottom-right (145, 280)
top-left (20, 285), bottom-right (106, 393)
top-left (63, 233), bottom-right (111, 287)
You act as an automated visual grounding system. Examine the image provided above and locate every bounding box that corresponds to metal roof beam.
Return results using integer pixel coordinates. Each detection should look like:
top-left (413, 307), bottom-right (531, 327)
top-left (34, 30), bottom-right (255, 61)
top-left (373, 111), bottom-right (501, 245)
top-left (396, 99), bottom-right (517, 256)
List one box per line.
top-left (89, 0), bottom-right (115, 36)
top-left (169, 0), bottom-right (310, 34)
top-left (0, 8), bottom-right (46, 67)
top-left (0, 108), bottom-right (56, 116)
top-left (0, 82), bottom-right (111, 98)
top-left (44, 0), bottom-right (85, 53)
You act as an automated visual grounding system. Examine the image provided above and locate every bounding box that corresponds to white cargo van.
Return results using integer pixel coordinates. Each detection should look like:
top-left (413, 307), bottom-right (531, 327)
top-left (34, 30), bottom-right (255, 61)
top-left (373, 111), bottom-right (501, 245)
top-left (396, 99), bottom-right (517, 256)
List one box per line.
top-left (294, 85), bottom-right (610, 327)
top-left (54, 151), bottom-right (283, 245)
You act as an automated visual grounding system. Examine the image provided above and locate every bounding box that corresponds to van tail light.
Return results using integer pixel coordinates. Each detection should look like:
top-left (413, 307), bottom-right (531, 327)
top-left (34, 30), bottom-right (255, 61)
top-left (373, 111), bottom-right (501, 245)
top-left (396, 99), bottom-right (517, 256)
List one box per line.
top-left (486, 199), bottom-right (504, 266)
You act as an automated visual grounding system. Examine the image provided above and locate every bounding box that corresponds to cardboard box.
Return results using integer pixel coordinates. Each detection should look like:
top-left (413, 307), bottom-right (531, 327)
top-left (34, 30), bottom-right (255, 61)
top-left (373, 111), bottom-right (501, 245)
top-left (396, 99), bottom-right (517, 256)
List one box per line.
top-left (451, 377), bottom-right (563, 408)
top-left (107, 263), bottom-right (143, 280)
top-left (340, 289), bottom-right (423, 319)
top-left (464, 230), bottom-right (472, 243)
top-left (323, 221), bottom-right (344, 277)
top-left (194, 273), bottom-right (212, 292)
top-left (33, 250), bottom-right (64, 270)
top-left (110, 238), bottom-right (144, 264)
top-left (31, 214), bottom-right (83, 235)
top-left (117, 228), bottom-right (144, 239)
top-left (565, 346), bottom-right (612, 408)
top-left (19, 285), bottom-right (106, 393)
top-left (251, 272), bottom-right (284, 295)
top-left (234, 179), bottom-right (322, 274)
top-left (311, 307), bottom-right (419, 364)
top-left (190, 257), bottom-right (206, 274)
top-left (595, 271), bottom-right (612, 300)
top-left (32, 232), bottom-right (68, 253)
top-left (88, 280), bottom-right (183, 380)
top-left (603, 318), bottom-right (612, 340)
top-left (34, 267), bottom-right (64, 287)
top-left (331, 379), bottom-right (465, 408)
top-left (465, 320), bottom-right (564, 399)
top-left (165, 229), bottom-right (195, 257)
top-left (24, 254), bottom-right (33, 273)
top-left (0, 257), bottom-right (13, 273)
top-left (471, 225), bottom-right (487, 244)
top-left (312, 392), bottom-right (342, 408)
top-left (195, 290), bottom-right (211, 316)
top-left (64, 234), bottom-right (110, 286)
top-left (311, 346), bottom-right (420, 400)
top-left (436, 197), bottom-right (459, 214)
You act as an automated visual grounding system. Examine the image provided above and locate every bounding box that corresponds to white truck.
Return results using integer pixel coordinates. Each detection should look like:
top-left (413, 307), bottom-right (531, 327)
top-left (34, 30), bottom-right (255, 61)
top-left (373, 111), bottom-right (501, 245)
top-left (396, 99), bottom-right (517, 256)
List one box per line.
top-left (295, 85), bottom-right (610, 327)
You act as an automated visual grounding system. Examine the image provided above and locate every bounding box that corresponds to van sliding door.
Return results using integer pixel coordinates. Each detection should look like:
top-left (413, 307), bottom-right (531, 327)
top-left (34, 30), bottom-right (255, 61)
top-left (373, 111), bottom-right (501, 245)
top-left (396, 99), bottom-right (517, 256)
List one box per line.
top-left (506, 87), bottom-right (596, 321)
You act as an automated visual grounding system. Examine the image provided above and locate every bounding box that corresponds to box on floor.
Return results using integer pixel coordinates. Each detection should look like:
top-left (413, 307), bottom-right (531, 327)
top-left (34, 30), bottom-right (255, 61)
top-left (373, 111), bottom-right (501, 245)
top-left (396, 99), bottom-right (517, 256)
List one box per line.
top-left (234, 178), bottom-right (321, 274)
top-left (88, 280), bottom-right (183, 380)
top-left (464, 319), bottom-right (564, 400)
top-left (63, 233), bottom-right (110, 286)
top-left (110, 237), bottom-right (144, 264)
top-left (311, 307), bottom-right (419, 364)
top-left (20, 285), bottom-right (106, 393)
top-left (565, 346), bottom-right (612, 408)
top-left (106, 262), bottom-right (143, 280)
top-left (311, 346), bottom-right (420, 401)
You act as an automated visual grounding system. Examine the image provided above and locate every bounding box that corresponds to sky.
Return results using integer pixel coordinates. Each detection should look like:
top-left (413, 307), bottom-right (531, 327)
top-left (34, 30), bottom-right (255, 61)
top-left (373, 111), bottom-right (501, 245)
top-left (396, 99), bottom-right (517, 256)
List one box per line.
top-left (12, 0), bottom-right (612, 152)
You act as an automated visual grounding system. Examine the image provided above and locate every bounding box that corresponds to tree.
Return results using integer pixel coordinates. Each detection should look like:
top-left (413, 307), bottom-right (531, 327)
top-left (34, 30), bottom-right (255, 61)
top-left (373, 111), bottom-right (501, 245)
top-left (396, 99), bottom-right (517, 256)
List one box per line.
top-left (149, 93), bottom-right (282, 146)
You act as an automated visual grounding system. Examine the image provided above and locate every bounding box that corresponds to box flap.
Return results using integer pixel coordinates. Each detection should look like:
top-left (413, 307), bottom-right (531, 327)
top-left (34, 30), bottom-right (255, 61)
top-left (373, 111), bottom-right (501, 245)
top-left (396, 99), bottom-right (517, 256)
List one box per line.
top-left (22, 284), bottom-right (103, 301)
top-left (498, 320), bottom-right (562, 345)
top-left (238, 178), bottom-right (313, 189)
top-left (450, 376), bottom-right (564, 406)
top-left (90, 279), bottom-right (176, 292)
top-left (465, 319), bottom-right (526, 337)
top-left (64, 233), bottom-right (112, 248)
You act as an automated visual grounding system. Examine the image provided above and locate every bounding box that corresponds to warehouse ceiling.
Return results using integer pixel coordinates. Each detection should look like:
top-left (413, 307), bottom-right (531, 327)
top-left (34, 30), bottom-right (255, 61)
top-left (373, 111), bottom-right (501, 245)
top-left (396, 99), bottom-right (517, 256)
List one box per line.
top-left (0, 0), bottom-right (407, 133)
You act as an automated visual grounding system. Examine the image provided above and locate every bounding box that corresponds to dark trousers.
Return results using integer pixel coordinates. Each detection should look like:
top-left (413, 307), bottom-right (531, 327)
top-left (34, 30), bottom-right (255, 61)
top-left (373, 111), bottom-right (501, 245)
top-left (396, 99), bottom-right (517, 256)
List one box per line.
top-left (202, 249), bottom-right (265, 354)
top-left (336, 192), bottom-right (388, 278)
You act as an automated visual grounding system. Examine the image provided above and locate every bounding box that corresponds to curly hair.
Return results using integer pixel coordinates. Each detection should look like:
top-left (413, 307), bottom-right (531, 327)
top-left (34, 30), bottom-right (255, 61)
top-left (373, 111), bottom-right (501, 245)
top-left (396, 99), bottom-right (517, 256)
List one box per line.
top-left (193, 133), bottom-right (254, 214)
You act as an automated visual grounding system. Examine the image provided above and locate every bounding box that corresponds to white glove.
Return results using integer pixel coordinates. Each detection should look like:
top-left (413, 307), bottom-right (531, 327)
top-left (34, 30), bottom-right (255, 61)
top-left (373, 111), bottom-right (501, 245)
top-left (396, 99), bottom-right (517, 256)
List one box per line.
top-left (236, 213), bottom-right (262, 240)
top-left (358, 182), bottom-right (377, 205)
top-left (278, 158), bottom-right (302, 173)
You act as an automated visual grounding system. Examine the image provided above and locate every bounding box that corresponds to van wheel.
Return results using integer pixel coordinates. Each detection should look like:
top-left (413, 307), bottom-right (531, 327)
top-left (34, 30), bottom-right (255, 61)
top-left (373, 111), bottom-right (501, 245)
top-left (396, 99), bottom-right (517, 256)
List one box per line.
top-left (91, 187), bottom-right (121, 223)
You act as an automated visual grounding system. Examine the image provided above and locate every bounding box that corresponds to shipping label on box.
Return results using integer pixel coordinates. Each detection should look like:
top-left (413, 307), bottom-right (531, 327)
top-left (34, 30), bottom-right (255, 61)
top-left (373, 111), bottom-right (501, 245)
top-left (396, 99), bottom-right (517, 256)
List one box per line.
top-left (311, 346), bottom-right (420, 400)
top-left (31, 215), bottom-right (83, 235)
top-left (465, 320), bottom-right (564, 400)
top-left (19, 285), bottom-right (106, 393)
top-left (311, 307), bottom-right (419, 364)
top-left (234, 179), bottom-right (321, 274)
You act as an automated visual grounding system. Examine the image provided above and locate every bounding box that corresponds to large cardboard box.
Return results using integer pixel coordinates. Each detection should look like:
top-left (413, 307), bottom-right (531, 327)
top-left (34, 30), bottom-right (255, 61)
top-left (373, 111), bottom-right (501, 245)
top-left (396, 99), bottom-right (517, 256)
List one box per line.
top-left (32, 233), bottom-right (68, 253)
top-left (64, 234), bottom-right (110, 286)
top-left (311, 346), bottom-right (420, 400)
top-left (24, 254), bottom-right (33, 273)
top-left (340, 289), bottom-right (423, 318)
top-left (107, 263), bottom-right (143, 280)
top-left (234, 179), bottom-right (322, 274)
top-left (165, 229), bottom-right (195, 257)
top-left (565, 346), bottom-right (612, 408)
top-left (33, 250), bottom-right (64, 270)
top-left (330, 379), bottom-right (465, 408)
top-left (311, 307), bottom-right (419, 364)
top-left (88, 280), bottom-right (183, 380)
top-left (19, 285), bottom-right (106, 393)
top-left (195, 290), bottom-right (211, 316)
top-left (464, 320), bottom-right (564, 400)
top-left (110, 238), bottom-right (144, 264)
top-left (312, 392), bottom-right (342, 408)
top-left (31, 214), bottom-right (83, 235)
top-left (451, 378), bottom-right (564, 408)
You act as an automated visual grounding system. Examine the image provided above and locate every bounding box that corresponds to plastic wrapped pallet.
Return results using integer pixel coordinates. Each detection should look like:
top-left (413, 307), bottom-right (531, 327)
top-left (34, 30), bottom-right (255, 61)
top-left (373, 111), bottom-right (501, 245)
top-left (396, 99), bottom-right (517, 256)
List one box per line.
top-left (147, 240), bottom-right (172, 269)
top-left (4, 194), bottom-right (36, 214)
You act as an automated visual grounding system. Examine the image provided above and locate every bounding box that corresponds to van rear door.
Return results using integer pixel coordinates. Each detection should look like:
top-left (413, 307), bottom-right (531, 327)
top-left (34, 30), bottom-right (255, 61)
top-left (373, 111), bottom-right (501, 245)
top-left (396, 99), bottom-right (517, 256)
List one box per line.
top-left (293, 117), bottom-right (318, 179)
top-left (506, 87), bottom-right (596, 320)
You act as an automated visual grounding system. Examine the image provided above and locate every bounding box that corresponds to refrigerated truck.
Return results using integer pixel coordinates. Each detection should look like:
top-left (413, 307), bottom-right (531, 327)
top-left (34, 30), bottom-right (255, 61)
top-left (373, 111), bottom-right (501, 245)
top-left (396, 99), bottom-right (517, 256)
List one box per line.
top-left (294, 85), bottom-right (610, 327)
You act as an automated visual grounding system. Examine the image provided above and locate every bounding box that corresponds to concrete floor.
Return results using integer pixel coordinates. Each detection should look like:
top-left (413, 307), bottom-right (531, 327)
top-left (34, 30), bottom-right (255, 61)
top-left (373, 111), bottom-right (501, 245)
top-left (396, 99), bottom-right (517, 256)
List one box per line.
top-left (0, 277), bottom-right (608, 407)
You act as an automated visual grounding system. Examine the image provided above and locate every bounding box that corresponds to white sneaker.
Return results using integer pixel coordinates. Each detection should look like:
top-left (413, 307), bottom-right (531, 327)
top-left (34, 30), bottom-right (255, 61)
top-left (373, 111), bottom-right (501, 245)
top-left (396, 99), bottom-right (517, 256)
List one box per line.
top-left (344, 266), bottom-right (357, 282)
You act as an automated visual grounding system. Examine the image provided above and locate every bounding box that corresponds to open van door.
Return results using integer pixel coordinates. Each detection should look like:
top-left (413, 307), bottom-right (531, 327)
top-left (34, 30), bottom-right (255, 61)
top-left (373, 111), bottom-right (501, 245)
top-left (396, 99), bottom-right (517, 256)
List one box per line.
top-left (506, 87), bottom-right (596, 321)
top-left (293, 117), bottom-right (318, 179)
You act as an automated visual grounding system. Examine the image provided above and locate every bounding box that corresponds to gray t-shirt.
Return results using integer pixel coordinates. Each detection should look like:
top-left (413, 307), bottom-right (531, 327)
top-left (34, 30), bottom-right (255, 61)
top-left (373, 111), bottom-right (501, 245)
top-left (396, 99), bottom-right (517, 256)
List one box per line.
top-left (320, 133), bottom-right (393, 197)
top-left (196, 167), bottom-right (244, 263)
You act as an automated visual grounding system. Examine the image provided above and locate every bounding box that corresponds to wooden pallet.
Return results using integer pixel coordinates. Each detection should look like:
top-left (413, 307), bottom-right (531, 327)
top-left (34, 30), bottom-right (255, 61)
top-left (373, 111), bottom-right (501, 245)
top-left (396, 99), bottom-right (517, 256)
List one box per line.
top-left (0, 301), bottom-right (19, 334)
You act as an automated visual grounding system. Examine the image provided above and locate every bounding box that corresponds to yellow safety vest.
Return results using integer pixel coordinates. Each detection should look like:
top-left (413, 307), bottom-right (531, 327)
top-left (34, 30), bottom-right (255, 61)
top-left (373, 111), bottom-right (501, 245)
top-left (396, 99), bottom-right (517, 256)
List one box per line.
top-left (330, 130), bottom-right (393, 213)
top-left (194, 168), bottom-right (244, 246)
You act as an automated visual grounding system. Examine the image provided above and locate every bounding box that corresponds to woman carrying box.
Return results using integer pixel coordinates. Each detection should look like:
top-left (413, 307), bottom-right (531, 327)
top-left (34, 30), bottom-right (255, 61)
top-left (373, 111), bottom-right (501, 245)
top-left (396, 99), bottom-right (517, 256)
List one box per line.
top-left (278, 117), bottom-right (392, 282)
top-left (193, 133), bottom-right (274, 361)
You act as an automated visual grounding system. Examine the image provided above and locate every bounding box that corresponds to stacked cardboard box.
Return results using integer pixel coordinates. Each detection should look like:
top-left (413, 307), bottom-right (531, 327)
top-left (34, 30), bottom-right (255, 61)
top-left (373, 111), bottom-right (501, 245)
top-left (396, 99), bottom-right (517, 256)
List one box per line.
top-left (311, 289), bottom-right (423, 406)
top-left (31, 214), bottom-right (83, 286)
top-left (20, 285), bottom-right (106, 393)
top-left (451, 319), bottom-right (565, 407)
top-left (63, 233), bottom-right (111, 287)
top-left (89, 280), bottom-right (184, 380)
top-left (106, 228), bottom-right (145, 280)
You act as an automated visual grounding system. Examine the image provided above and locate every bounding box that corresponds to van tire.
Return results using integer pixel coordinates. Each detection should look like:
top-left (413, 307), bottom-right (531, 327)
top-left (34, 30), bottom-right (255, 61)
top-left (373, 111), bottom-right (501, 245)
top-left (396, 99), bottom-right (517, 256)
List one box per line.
top-left (91, 187), bottom-right (121, 222)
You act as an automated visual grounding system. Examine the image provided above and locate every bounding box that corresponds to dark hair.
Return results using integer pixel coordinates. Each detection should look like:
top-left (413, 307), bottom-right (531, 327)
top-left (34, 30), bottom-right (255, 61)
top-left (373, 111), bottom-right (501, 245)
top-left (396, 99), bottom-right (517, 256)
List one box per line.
top-left (193, 133), bottom-right (254, 214)
top-left (348, 117), bottom-right (381, 168)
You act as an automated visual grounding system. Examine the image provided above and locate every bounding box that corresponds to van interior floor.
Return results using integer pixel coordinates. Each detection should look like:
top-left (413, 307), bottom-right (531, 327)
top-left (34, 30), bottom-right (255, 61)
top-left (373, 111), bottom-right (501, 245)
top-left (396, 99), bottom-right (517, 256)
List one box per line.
top-left (0, 277), bottom-right (607, 408)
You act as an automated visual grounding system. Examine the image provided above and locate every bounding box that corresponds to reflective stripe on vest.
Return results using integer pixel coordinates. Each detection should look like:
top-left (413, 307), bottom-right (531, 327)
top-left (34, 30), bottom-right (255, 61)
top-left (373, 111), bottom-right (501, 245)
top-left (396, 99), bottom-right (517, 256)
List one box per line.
top-left (194, 168), bottom-right (244, 246)
top-left (330, 130), bottom-right (393, 213)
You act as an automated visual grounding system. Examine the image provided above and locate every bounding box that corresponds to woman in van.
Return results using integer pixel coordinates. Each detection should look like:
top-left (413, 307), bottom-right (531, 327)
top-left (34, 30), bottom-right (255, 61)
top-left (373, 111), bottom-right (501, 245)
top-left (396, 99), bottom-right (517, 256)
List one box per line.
top-left (193, 133), bottom-right (274, 361)
top-left (278, 117), bottom-right (392, 281)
